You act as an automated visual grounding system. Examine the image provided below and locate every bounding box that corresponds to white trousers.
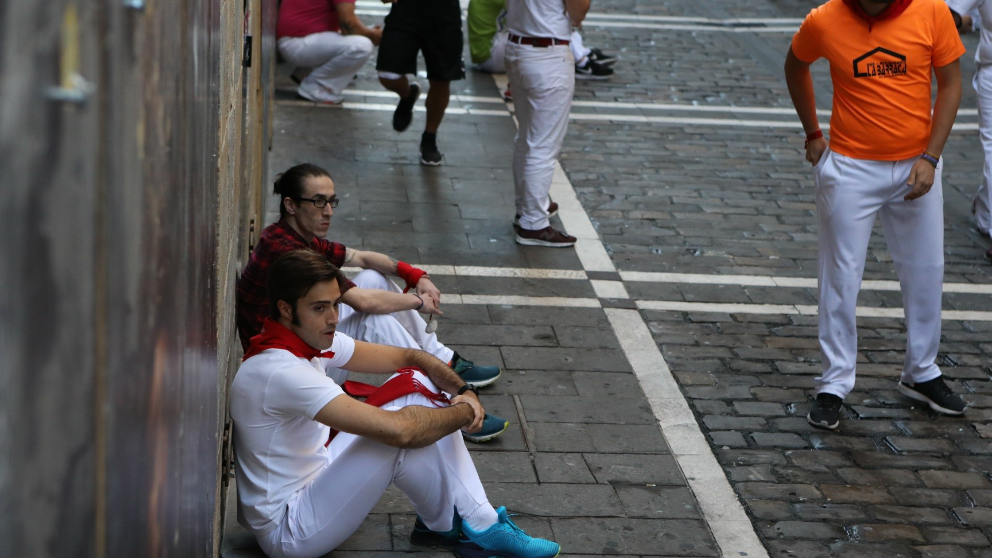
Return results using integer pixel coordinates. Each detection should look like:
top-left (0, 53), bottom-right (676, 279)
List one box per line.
top-left (337, 270), bottom-right (454, 364)
top-left (973, 64), bottom-right (992, 235)
top-left (506, 43), bottom-right (574, 230)
top-left (257, 371), bottom-right (497, 558)
top-left (277, 32), bottom-right (373, 103)
top-left (813, 150), bottom-right (944, 398)
top-left (475, 31), bottom-right (508, 73)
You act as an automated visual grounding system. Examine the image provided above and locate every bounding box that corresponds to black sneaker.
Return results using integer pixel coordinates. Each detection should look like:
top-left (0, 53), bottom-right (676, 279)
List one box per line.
top-left (410, 514), bottom-right (460, 548)
top-left (588, 48), bottom-right (618, 66)
top-left (807, 393), bottom-right (842, 430)
top-left (392, 82), bottom-right (421, 132)
top-left (420, 132), bottom-right (443, 166)
top-left (575, 59), bottom-right (613, 80)
top-left (898, 377), bottom-right (966, 415)
top-left (514, 224), bottom-right (576, 247)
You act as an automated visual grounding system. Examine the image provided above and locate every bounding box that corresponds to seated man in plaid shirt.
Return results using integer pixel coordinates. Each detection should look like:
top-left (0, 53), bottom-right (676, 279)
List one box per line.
top-left (235, 163), bottom-right (508, 442)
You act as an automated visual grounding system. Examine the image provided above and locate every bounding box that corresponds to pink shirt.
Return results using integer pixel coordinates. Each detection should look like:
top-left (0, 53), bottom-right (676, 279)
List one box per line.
top-left (277, 0), bottom-right (355, 38)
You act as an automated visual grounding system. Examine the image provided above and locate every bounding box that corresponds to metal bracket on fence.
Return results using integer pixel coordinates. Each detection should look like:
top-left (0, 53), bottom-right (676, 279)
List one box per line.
top-left (44, 73), bottom-right (94, 105)
top-left (123, 0), bottom-right (145, 10)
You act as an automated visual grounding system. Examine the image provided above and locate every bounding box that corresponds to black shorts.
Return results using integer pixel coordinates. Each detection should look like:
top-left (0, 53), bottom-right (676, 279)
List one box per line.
top-left (376, 0), bottom-right (465, 82)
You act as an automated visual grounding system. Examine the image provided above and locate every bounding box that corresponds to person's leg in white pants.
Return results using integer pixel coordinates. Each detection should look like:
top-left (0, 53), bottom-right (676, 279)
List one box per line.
top-left (337, 270), bottom-right (454, 363)
top-left (569, 30), bottom-right (591, 64)
top-left (877, 160), bottom-right (945, 386)
top-left (506, 44), bottom-right (574, 231)
top-left (278, 32), bottom-right (373, 103)
top-left (973, 65), bottom-right (992, 235)
top-left (260, 372), bottom-right (498, 558)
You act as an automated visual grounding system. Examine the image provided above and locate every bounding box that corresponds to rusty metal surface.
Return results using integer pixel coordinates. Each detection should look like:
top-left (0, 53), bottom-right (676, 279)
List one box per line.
top-left (0, 0), bottom-right (276, 555)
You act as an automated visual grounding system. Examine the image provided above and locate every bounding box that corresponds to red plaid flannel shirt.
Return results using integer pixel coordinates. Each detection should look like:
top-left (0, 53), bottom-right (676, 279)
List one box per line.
top-left (236, 220), bottom-right (351, 349)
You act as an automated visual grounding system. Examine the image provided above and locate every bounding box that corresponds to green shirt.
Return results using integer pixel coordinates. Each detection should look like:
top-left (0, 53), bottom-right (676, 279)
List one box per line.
top-left (467, 0), bottom-right (506, 64)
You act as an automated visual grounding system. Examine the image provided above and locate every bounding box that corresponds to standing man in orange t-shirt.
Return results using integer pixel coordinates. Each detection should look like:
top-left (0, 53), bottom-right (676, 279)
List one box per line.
top-left (785, 0), bottom-right (968, 430)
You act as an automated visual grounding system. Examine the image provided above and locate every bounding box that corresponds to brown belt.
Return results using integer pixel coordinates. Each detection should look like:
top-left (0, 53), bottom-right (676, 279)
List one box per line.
top-left (508, 33), bottom-right (570, 47)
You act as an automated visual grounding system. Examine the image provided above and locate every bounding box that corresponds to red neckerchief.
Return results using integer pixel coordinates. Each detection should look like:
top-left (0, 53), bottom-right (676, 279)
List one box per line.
top-left (243, 317), bottom-right (335, 361)
top-left (843, 0), bottom-right (912, 24)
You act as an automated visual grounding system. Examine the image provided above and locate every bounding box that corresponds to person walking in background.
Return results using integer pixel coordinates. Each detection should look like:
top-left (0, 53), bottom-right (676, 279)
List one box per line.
top-left (947, 0), bottom-right (992, 260)
top-left (376, 0), bottom-right (464, 165)
top-left (505, 0), bottom-right (590, 247)
top-left (784, 0), bottom-right (968, 430)
top-left (277, 0), bottom-right (382, 104)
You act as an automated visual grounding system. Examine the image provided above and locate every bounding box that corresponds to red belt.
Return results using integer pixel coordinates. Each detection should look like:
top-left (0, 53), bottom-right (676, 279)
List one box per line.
top-left (508, 33), bottom-right (570, 47)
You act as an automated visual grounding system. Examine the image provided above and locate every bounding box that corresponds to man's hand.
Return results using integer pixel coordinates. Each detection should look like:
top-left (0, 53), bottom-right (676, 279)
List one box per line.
top-left (416, 277), bottom-right (442, 313)
top-left (451, 392), bottom-right (484, 433)
top-left (806, 136), bottom-right (827, 166)
top-left (368, 25), bottom-right (383, 45)
top-left (905, 158), bottom-right (937, 201)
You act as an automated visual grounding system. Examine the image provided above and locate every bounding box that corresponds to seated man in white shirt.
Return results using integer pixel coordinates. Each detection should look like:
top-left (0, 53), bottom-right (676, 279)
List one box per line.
top-left (230, 249), bottom-right (561, 558)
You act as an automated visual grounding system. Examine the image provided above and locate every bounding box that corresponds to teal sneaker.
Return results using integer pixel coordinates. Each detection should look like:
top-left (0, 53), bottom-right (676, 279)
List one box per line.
top-left (463, 413), bottom-right (509, 443)
top-left (456, 506), bottom-right (560, 558)
top-left (451, 352), bottom-right (502, 388)
top-left (410, 513), bottom-right (460, 548)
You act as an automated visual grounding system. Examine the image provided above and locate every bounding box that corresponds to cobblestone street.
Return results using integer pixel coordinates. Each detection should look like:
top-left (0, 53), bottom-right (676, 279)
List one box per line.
top-left (222, 1), bottom-right (992, 556)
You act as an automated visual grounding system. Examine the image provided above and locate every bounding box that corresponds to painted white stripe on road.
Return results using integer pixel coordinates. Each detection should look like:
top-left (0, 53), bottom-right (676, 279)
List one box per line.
top-left (458, 295), bottom-right (601, 308)
top-left (278, 98), bottom-right (980, 131)
top-left (591, 280), bottom-right (630, 299)
top-left (605, 308), bottom-right (769, 558)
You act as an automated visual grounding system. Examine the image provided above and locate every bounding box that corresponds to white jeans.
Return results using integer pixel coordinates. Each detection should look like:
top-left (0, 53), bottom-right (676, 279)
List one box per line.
top-left (337, 270), bottom-right (454, 364)
top-left (277, 32), bottom-right (373, 103)
top-left (256, 371), bottom-right (497, 558)
top-left (506, 42), bottom-right (574, 230)
top-left (973, 64), bottom-right (992, 235)
top-left (474, 31), bottom-right (508, 73)
top-left (813, 149), bottom-right (944, 398)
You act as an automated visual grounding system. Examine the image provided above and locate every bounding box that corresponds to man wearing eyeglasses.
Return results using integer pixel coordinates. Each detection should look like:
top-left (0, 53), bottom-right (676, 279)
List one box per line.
top-left (236, 163), bottom-right (509, 442)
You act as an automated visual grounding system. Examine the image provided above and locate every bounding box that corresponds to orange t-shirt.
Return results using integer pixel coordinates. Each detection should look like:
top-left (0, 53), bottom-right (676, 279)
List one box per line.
top-left (791, 0), bottom-right (964, 160)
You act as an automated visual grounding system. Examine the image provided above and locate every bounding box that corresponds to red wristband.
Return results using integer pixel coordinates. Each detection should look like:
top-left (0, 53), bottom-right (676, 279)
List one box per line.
top-left (804, 129), bottom-right (823, 147)
top-left (396, 261), bottom-right (427, 292)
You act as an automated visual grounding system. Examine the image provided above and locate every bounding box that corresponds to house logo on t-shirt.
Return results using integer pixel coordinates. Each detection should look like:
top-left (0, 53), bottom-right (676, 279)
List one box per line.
top-left (852, 47), bottom-right (907, 79)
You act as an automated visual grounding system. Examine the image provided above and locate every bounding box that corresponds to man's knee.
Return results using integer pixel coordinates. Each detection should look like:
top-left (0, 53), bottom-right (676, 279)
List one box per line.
top-left (348, 35), bottom-right (374, 59)
top-left (352, 269), bottom-right (396, 291)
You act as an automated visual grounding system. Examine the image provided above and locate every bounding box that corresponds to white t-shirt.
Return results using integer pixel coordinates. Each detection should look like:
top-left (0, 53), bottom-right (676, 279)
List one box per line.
top-left (947, 0), bottom-right (992, 64)
top-left (505, 0), bottom-right (571, 40)
top-left (230, 332), bottom-right (357, 533)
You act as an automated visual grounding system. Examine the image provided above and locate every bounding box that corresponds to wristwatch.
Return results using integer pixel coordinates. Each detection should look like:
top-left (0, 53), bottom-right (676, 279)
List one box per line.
top-left (456, 384), bottom-right (479, 396)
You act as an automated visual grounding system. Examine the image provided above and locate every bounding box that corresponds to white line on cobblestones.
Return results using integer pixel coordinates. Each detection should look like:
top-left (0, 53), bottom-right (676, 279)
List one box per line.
top-left (487, 72), bottom-right (768, 558)
top-left (605, 308), bottom-right (769, 558)
top-left (278, 97), bottom-right (979, 131)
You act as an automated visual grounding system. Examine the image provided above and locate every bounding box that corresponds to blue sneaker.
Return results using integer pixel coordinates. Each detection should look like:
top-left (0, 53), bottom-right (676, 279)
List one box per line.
top-left (463, 414), bottom-right (509, 443)
top-left (456, 506), bottom-right (560, 558)
top-left (451, 352), bottom-right (502, 388)
top-left (410, 513), bottom-right (460, 548)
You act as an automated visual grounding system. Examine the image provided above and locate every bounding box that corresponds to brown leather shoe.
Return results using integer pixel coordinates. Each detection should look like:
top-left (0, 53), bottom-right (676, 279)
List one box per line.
top-left (514, 224), bottom-right (576, 247)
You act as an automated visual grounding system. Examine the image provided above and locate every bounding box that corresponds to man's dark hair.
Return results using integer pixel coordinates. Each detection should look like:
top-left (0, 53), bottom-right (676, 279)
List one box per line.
top-left (267, 249), bottom-right (351, 320)
top-left (273, 163), bottom-right (333, 218)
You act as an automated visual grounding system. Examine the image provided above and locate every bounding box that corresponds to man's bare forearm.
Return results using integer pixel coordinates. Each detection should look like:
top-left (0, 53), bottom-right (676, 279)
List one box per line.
top-left (405, 349), bottom-right (464, 394)
top-left (392, 403), bottom-right (474, 448)
top-left (784, 49), bottom-right (820, 133)
top-left (927, 61), bottom-right (962, 157)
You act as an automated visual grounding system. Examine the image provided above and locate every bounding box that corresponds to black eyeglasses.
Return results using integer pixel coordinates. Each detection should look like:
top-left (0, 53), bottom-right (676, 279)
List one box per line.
top-left (294, 196), bottom-right (339, 208)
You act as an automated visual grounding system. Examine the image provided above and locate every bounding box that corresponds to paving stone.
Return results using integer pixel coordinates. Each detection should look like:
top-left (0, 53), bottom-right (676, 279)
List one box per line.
top-left (918, 470), bottom-right (991, 489)
top-left (920, 526), bottom-right (991, 546)
top-left (483, 483), bottom-right (623, 517)
top-left (614, 485), bottom-right (701, 519)
top-left (819, 485), bottom-right (894, 504)
top-left (533, 453), bottom-right (596, 484)
top-left (710, 431), bottom-right (748, 448)
top-left (530, 422), bottom-right (670, 454)
top-left (520, 396), bottom-right (654, 424)
top-left (793, 502), bottom-right (867, 521)
top-left (736, 482), bottom-right (822, 502)
top-left (584, 453), bottom-right (684, 485)
top-left (952, 506), bottom-right (992, 526)
top-left (501, 347), bottom-right (632, 372)
top-left (471, 451), bottom-right (538, 483)
top-left (869, 505), bottom-right (952, 525)
top-left (551, 517), bottom-right (719, 556)
top-left (849, 523), bottom-right (925, 543)
top-left (750, 432), bottom-right (809, 449)
top-left (763, 520), bottom-right (844, 540)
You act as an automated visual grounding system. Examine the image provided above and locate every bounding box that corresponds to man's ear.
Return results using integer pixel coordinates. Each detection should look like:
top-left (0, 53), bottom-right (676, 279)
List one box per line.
top-left (276, 299), bottom-right (294, 322)
top-left (283, 196), bottom-right (296, 216)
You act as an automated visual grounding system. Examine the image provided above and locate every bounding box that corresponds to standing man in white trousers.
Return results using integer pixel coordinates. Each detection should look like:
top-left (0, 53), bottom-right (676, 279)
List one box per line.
top-left (785, 0), bottom-right (968, 430)
top-left (505, 0), bottom-right (590, 247)
top-left (947, 0), bottom-right (992, 260)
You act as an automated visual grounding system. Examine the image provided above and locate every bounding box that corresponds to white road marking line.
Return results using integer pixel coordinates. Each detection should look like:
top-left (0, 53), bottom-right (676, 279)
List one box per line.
top-left (591, 280), bottom-right (630, 299)
top-left (459, 295), bottom-right (601, 308)
top-left (605, 308), bottom-right (769, 558)
top-left (277, 98), bottom-right (979, 131)
top-left (488, 72), bottom-right (768, 558)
